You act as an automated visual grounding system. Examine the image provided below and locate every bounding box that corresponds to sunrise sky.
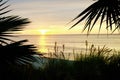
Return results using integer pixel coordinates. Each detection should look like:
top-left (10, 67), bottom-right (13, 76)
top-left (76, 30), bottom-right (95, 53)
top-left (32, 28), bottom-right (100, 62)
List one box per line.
top-left (7, 0), bottom-right (108, 35)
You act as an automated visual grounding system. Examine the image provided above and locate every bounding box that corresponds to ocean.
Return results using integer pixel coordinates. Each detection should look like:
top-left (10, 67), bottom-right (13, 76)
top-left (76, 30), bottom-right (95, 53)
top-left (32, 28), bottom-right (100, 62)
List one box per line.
top-left (11, 34), bottom-right (120, 53)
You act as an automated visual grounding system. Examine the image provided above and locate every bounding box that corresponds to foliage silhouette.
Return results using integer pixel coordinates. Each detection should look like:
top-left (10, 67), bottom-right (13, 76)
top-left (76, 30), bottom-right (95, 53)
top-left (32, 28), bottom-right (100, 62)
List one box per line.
top-left (70, 0), bottom-right (120, 34)
top-left (0, 0), bottom-right (40, 65)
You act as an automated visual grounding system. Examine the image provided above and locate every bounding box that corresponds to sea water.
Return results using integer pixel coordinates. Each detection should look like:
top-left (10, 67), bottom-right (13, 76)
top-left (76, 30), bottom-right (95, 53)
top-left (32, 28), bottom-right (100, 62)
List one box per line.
top-left (11, 34), bottom-right (120, 53)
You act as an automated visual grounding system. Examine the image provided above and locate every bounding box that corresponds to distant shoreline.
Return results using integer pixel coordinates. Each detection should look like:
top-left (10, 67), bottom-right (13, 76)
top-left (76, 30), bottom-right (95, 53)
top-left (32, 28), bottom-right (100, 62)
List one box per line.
top-left (13, 33), bottom-right (120, 36)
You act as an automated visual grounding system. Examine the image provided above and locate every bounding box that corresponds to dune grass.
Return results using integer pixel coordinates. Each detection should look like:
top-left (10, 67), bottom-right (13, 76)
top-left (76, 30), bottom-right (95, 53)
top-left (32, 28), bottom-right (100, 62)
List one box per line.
top-left (4, 41), bottom-right (120, 80)
top-left (39, 42), bottom-right (120, 80)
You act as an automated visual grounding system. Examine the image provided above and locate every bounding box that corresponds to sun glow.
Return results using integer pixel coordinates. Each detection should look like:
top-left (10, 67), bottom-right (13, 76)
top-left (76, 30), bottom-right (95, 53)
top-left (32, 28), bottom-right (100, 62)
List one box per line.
top-left (39, 29), bottom-right (48, 35)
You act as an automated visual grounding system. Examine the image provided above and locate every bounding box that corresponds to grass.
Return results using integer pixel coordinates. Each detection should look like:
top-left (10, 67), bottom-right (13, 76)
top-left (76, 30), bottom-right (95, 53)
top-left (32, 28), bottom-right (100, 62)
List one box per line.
top-left (45, 41), bottom-right (115, 60)
top-left (2, 41), bottom-right (120, 80)
top-left (39, 42), bottom-right (120, 80)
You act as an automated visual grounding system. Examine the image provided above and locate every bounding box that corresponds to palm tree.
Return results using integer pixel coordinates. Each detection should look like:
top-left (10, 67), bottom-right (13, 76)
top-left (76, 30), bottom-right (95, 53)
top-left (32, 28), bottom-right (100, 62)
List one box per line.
top-left (0, 0), bottom-right (40, 65)
top-left (70, 0), bottom-right (120, 34)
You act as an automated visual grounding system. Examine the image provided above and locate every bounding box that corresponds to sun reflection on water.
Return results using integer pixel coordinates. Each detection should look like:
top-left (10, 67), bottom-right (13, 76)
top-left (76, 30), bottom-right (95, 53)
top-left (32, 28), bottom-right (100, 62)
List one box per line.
top-left (38, 35), bottom-right (48, 53)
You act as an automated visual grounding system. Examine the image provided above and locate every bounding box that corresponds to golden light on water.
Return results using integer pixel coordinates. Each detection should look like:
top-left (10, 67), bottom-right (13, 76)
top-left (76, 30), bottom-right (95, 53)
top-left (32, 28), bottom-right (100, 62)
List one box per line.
top-left (38, 35), bottom-right (48, 53)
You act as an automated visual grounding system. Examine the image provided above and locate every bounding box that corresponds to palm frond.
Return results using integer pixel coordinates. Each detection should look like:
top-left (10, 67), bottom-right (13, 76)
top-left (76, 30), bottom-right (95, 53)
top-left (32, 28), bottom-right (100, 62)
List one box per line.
top-left (70, 0), bottom-right (120, 33)
top-left (0, 16), bottom-right (30, 33)
top-left (0, 0), bottom-right (41, 65)
top-left (0, 0), bottom-right (11, 15)
top-left (0, 40), bottom-right (39, 64)
top-left (0, 16), bottom-right (30, 44)
top-left (0, 0), bottom-right (30, 44)
top-left (0, 36), bottom-right (14, 44)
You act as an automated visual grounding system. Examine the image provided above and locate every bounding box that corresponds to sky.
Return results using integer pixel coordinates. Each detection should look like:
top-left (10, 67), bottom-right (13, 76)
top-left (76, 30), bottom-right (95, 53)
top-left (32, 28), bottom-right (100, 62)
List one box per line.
top-left (6, 0), bottom-right (103, 35)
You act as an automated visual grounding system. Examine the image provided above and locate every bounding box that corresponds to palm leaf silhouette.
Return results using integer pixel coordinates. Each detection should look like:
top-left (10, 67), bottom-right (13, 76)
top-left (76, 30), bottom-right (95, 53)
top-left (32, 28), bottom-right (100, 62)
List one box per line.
top-left (70, 0), bottom-right (120, 33)
top-left (0, 0), bottom-right (41, 64)
top-left (0, 16), bottom-right (30, 44)
top-left (0, 40), bottom-right (37, 64)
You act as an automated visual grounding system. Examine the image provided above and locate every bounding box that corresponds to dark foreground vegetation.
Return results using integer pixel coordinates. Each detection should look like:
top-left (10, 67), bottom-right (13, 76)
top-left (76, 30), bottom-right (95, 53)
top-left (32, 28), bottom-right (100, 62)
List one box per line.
top-left (0, 0), bottom-right (120, 80)
top-left (3, 45), bottom-right (120, 80)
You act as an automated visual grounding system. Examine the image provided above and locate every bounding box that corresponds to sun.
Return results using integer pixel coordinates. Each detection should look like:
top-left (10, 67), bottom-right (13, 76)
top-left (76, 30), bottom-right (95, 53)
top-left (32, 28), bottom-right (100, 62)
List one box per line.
top-left (39, 29), bottom-right (48, 35)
